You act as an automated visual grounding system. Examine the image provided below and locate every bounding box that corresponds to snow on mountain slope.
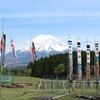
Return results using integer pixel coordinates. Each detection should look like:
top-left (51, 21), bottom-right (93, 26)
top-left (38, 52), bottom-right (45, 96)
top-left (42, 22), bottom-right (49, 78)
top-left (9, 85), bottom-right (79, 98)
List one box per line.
top-left (18, 34), bottom-right (68, 53)
top-left (33, 35), bottom-right (68, 52)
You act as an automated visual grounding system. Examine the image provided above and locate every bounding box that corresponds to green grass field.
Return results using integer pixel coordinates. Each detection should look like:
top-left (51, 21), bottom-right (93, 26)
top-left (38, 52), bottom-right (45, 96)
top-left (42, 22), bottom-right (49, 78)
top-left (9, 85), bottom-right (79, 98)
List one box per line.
top-left (0, 76), bottom-right (42, 100)
top-left (0, 76), bottom-right (99, 100)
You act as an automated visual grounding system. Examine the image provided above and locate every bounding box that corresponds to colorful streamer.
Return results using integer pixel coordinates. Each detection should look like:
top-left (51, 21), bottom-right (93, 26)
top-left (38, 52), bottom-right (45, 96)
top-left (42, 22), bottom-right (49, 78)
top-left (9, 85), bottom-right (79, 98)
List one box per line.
top-left (77, 39), bottom-right (82, 81)
top-left (95, 42), bottom-right (99, 82)
top-left (68, 38), bottom-right (73, 81)
top-left (86, 40), bottom-right (90, 82)
top-left (11, 39), bottom-right (18, 63)
top-left (1, 32), bottom-right (6, 67)
top-left (31, 42), bottom-right (37, 62)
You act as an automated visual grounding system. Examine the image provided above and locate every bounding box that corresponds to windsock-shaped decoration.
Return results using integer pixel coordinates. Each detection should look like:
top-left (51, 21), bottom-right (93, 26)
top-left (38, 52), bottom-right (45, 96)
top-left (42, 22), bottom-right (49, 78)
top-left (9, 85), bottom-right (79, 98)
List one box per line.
top-left (68, 38), bottom-right (73, 82)
top-left (86, 40), bottom-right (90, 82)
top-left (77, 39), bottom-right (82, 81)
top-left (31, 42), bottom-right (37, 62)
top-left (11, 39), bottom-right (18, 63)
top-left (95, 41), bottom-right (99, 82)
top-left (0, 40), bottom-right (1, 53)
top-left (1, 32), bottom-right (6, 67)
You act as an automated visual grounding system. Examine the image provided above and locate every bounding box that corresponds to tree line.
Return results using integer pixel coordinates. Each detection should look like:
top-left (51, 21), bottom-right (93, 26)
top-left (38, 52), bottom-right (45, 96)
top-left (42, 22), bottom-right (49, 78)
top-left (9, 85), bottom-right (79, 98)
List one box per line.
top-left (2, 51), bottom-right (99, 78)
top-left (28, 51), bottom-right (99, 78)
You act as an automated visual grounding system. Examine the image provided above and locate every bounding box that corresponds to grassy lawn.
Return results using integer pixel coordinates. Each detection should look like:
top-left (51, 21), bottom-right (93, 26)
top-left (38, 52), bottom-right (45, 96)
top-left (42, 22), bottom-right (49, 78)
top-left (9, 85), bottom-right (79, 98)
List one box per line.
top-left (0, 76), bottom-right (42, 100)
top-left (0, 76), bottom-right (99, 100)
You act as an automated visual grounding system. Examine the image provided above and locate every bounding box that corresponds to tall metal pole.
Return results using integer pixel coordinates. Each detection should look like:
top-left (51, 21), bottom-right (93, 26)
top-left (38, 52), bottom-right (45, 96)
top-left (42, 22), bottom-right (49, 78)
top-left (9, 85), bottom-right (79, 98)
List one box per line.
top-left (86, 38), bottom-right (91, 84)
top-left (77, 36), bottom-right (83, 94)
top-left (93, 37), bottom-right (95, 95)
top-left (0, 62), bottom-right (2, 97)
top-left (29, 35), bottom-right (31, 69)
top-left (68, 34), bottom-right (73, 94)
top-left (0, 17), bottom-right (4, 96)
top-left (68, 35), bottom-right (70, 94)
top-left (94, 38), bottom-right (99, 95)
top-left (77, 36), bottom-right (82, 81)
top-left (28, 35), bottom-right (31, 77)
top-left (8, 33), bottom-right (11, 75)
top-left (2, 18), bottom-right (4, 35)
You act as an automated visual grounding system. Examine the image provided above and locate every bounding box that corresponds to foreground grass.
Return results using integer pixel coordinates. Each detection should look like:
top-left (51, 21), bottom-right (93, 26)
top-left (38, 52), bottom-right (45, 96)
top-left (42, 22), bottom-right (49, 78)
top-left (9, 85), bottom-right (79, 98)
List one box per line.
top-left (0, 76), bottom-right (42, 100)
top-left (0, 76), bottom-right (99, 100)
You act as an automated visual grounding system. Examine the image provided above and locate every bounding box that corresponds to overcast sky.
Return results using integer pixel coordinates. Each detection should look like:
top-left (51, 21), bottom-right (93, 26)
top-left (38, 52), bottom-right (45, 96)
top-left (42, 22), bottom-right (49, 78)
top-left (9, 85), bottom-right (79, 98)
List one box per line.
top-left (0, 0), bottom-right (100, 50)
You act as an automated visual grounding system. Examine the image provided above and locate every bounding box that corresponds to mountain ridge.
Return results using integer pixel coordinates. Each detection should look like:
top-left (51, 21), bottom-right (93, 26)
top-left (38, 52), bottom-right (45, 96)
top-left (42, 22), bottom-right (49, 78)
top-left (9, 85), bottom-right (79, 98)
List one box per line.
top-left (6, 34), bottom-right (68, 66)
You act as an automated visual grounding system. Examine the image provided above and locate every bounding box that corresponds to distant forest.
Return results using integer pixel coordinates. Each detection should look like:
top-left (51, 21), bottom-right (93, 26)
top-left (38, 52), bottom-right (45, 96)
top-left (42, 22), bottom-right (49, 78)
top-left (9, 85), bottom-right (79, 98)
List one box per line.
top-left (28, 51), bottom-right (99, 78)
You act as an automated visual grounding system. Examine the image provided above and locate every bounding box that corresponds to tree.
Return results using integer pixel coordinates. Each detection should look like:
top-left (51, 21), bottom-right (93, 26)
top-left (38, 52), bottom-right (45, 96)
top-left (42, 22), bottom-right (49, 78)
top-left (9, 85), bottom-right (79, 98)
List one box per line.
top-left (17, 70), bottom-right (21, 76)
top-left (24, 69), bottom-right (32, 76)
top-left (54, 63), bottom-right (65, 79)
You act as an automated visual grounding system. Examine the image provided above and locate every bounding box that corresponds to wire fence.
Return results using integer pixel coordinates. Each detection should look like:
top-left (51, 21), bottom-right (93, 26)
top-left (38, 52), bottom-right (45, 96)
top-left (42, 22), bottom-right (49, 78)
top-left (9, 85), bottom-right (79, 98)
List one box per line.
top-left (36, 75), bottom-right (100, 96)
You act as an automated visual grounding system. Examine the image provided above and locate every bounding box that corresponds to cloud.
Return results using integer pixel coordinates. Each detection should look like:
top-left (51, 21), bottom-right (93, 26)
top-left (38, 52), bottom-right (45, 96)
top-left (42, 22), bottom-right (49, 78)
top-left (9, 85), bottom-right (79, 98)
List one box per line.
top-left (1, 11), bottom-right (100, 18)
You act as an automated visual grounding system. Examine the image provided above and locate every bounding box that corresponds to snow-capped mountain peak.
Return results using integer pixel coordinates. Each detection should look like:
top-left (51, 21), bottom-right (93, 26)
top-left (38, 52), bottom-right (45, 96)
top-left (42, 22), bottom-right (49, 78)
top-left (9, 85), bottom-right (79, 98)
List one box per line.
top-left (15, 34), bottom-right (68, 53)
top-left (31, 34), bottom-right (68, 52)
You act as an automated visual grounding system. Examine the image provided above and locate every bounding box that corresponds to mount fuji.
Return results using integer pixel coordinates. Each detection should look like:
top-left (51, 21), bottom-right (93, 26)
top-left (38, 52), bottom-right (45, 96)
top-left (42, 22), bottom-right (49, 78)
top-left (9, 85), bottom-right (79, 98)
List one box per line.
top-left (6, 34), bottom-right (68, 65)
top-left (32, 35), bottom-right (68, 52)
